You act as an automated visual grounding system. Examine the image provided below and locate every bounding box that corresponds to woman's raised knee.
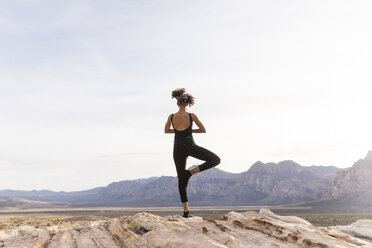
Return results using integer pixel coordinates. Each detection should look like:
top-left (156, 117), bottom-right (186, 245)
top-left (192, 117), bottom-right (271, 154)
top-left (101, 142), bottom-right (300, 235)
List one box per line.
top-left (213, 155), bottom-right (221, 165)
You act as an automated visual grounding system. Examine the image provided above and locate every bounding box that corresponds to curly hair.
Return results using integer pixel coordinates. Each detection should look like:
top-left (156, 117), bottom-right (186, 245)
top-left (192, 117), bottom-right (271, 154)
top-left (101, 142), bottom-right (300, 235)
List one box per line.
top-left (171, 88), bottom-right (195, 107)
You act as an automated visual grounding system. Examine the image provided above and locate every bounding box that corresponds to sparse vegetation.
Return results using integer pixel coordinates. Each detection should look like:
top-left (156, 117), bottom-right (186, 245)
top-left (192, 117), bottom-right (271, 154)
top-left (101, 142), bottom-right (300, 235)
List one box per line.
top-left (129, 221), bottom-right (142, 231)
top-left (294, 214), bottom-right (372, 227)
top-left (0, 223), bottom-right (7, 230)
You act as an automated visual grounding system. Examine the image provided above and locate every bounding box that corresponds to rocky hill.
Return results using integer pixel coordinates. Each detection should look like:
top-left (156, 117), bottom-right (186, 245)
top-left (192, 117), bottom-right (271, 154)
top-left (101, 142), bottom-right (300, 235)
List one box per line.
top-left (303, 151), bottom-right (372, 212)
top-left (232, 160), bottom-right (336, 205)
top-left (0, 209), bottom-right (371, 248)
top-left (0, 162), bottom-right (340, 207)
top-left (323, 151), bottom-right (372, 199)
top-left (0, 197), bottom-right (69, 209)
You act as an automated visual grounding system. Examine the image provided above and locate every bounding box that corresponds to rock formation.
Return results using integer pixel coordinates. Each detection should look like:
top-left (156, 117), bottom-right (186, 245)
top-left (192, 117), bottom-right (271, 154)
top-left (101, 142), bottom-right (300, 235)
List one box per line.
top-left (333, 219), bottom-right (372, 244)
top-left (1, 209), bottom-right (371, 248)
top-left (323, 151), bottom-right (372, 199)
top-left (234, 160), bottom-right (336, 205)
top-left (304, 151), bottom-right (372, 212)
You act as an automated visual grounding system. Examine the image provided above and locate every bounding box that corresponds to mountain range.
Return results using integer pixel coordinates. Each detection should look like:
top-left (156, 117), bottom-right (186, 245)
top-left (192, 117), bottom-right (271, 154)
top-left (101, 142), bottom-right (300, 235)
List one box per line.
top-left (301, 151), bottom-right (372, 212)
top-left (0, 151), bottom-right (371, 212)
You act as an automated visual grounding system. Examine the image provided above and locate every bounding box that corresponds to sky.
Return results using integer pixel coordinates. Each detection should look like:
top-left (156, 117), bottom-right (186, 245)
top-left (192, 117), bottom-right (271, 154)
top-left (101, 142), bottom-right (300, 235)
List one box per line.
top-left (1, 0), bottom-right (371, 191)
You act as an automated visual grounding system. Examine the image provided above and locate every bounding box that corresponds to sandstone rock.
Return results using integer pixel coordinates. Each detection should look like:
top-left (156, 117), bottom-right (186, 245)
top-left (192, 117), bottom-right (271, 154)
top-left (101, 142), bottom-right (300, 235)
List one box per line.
top-left (0, 209), bottom-right (371, 248)
top-left (333, 219), bottom-right (372, 243)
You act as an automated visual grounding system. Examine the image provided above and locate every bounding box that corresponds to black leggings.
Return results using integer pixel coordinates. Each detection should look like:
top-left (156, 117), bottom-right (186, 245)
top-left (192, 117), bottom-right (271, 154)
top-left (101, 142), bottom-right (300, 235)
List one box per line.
top-left (173, 141), bottom-right (221, 203)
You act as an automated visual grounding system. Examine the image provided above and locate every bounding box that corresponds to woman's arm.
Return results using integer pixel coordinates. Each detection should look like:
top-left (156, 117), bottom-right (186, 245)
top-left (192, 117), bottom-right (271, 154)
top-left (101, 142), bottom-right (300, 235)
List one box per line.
top-left (164, 114), bottom-right (175, 133)
top-left (191, 113), bottom-right (206, 133)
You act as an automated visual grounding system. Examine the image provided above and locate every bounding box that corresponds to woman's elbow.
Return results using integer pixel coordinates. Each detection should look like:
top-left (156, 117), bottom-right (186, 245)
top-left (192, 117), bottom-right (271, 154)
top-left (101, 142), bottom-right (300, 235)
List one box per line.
top-left (165, 129), bottom-right (173, 133)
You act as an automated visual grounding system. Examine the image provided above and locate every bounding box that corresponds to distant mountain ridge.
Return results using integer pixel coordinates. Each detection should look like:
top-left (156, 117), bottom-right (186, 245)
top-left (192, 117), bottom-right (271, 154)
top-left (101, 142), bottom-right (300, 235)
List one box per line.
top-left (303, 151), bottom-right (372, 212)
top-left (236, 160), bottom-right (336, 205)
top-left (323, 151), bottom-right (372, 199)
top-left (0, 196), bottom-right (70, 209)
top-left (0, 160), bottom-right (341, 207)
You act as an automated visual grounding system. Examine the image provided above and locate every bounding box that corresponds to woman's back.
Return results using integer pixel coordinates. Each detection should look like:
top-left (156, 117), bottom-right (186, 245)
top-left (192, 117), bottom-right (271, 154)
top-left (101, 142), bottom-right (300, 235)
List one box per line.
top-left (171, 112), bottom-right (193, 141)
top-left (171, 112), bottom-right (193, 131)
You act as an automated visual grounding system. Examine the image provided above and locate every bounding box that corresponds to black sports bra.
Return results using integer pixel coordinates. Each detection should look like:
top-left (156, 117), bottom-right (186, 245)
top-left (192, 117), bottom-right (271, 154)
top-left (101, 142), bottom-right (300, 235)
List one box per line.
top-left (171, 113), bottom-right (193, 140)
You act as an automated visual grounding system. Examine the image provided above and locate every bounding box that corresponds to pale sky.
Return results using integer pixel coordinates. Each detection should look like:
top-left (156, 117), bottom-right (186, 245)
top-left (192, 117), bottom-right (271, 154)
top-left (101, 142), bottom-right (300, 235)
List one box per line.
top-left (1, 0), bottom-right (371, 191)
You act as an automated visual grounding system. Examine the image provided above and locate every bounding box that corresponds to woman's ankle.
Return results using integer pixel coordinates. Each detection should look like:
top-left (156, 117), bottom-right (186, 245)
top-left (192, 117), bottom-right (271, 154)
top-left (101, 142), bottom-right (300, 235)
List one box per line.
top-left (191, 166), bottom-right (200, 175)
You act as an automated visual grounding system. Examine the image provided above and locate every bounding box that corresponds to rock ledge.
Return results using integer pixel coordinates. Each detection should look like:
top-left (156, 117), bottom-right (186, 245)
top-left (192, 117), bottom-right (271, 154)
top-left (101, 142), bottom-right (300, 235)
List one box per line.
top-left (1, 208), bottom-right (372, 248)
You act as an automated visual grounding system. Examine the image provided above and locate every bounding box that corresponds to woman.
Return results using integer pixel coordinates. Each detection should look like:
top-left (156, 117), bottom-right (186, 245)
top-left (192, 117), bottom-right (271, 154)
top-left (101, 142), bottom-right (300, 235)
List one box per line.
top-left (164, 88), bottom-right (221, 218)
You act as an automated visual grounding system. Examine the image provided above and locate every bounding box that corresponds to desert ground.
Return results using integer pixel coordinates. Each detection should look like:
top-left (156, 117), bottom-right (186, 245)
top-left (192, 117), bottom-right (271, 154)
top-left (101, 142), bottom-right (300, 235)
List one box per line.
top-left (1, 206), bottom-right (372, 228)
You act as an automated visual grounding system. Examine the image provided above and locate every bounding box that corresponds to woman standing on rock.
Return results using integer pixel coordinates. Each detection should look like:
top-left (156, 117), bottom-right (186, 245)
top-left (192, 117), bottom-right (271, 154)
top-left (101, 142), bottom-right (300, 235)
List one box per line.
top-left (164, 88), bottom-right (221, 218)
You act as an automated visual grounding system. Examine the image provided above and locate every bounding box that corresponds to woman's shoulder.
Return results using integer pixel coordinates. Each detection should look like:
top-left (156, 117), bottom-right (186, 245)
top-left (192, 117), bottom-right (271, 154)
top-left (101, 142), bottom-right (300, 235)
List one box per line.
top-left (190, 112), bottom-right (200, 121)
top-left (190, 112), bottom-right (197, 120)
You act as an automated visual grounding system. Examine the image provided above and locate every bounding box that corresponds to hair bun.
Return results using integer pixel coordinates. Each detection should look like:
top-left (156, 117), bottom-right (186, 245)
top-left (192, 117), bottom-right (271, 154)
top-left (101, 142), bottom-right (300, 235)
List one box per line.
top-left (171, 88), bottom-right (186, 99)
top-left (171, 88), bottom-right (195, 107)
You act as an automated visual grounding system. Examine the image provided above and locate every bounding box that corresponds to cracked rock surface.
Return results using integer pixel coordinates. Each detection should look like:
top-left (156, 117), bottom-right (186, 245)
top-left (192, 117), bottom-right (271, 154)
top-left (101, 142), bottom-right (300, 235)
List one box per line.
top-left (0, 208), bottom-right (372, 248)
